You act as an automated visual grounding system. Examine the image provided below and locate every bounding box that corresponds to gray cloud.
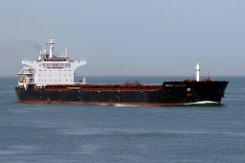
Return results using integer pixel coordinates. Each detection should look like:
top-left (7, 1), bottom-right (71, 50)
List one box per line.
top-left (22, 40), bottom-right (42, 52)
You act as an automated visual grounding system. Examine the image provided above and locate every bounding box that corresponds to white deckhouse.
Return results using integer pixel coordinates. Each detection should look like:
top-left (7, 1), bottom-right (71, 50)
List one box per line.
top-left (18, 38), bottom-right (86, 89)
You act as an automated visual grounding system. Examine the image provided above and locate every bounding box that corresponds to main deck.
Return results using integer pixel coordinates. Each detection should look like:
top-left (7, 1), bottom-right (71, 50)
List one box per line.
top-left (16, 84), bottom-right (163, 91)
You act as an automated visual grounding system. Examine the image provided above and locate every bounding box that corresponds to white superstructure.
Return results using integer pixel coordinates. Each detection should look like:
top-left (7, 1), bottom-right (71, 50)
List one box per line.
top-left (18, 38), bottom-right (86, 88)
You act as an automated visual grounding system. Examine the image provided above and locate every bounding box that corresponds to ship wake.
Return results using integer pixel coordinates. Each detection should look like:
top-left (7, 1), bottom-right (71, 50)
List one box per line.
top-left (113, 104), bottom-right (139, 107)
top-left (185, 101), bottom-right (219, 106)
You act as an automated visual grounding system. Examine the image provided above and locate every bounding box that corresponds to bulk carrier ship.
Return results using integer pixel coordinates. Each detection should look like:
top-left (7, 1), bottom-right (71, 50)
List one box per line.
top-left (15, 38), bottom-right (228, 106)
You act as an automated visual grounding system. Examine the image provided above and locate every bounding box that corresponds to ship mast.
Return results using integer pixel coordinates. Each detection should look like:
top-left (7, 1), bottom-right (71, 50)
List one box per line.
top-left (195, 62), bottom-right (201, 82)
top-left (46, 38), bottom-right (55, 58)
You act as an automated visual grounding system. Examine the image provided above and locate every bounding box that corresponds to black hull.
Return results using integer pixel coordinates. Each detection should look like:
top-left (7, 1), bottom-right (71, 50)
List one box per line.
top-left (15, 81), bottom-right (228, 106)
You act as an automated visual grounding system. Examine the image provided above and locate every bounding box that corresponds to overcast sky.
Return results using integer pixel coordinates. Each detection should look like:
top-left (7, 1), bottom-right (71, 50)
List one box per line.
top-left (0, 0), bottom-right (244, 77)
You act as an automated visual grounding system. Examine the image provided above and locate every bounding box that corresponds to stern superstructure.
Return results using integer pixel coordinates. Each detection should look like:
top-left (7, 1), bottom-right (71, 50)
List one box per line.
top-left (17, 38), bottom-right (86, 89)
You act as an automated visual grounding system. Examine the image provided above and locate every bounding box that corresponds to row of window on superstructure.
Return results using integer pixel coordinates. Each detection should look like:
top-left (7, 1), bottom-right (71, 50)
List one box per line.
top-left (38, 79), bottom-right (73, 82)
top-left (43, 59), bottom-right (67, 61)
top-left (38, 69), bottom-right (71, 71)
top-left (38, 74), bottom-right (72, 77)
top-left (39, 64), bottom-right (70, 67)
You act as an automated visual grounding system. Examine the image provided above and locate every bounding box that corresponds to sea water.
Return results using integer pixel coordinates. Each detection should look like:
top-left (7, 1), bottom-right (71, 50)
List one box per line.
top-left (0, 76), bottom-right (244, 163)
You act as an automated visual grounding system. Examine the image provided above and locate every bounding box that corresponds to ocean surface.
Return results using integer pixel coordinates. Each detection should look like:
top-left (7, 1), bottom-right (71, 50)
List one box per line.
top-left (0, 76), bottom-right (245, 163)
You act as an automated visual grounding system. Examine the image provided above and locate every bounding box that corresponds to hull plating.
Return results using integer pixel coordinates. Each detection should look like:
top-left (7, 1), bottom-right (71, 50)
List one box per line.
top-left (15, 81), bottom-right (229, 106)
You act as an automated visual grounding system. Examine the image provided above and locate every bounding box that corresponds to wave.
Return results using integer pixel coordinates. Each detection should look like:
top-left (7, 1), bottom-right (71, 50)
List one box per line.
top-left (113, 104), bottom-right (139, 107)
top-left (229, 88), bottom-right (245, 93)
top-left (0, 90), bottom-right (15, 93)
top-left (224, 98), bottom-right (245, 101)
top-left (90, 103), bottom-right (140, 107)
top-left (0, 145), bottom-right (37, 155)
top-left (184, 101), bottom-right (218, 105)
top-left (62, 128), bottom-right (245, 138)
